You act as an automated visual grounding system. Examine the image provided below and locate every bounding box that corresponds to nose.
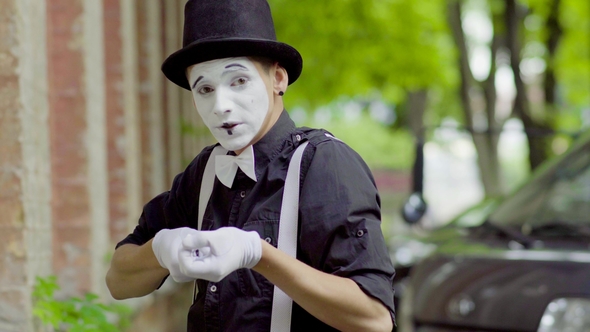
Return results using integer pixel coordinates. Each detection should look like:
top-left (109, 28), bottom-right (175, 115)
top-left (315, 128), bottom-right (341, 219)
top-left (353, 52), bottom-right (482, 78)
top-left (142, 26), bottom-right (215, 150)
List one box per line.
top-left (212, 87), bottom-right (232, 117)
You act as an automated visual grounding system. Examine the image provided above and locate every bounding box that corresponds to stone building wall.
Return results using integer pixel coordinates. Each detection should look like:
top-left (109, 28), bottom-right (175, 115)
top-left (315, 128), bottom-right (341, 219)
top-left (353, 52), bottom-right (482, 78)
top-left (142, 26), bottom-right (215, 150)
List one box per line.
top-left (0, 0), bottom-right (52, 330)
top-left (0, 0), bottom-right (208, 330)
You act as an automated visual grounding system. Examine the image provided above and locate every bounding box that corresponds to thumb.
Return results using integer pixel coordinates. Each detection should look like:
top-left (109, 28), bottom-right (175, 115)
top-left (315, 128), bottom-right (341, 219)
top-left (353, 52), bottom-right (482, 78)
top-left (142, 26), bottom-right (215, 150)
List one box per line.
top-left (182, 232), bottom-right (209, 250)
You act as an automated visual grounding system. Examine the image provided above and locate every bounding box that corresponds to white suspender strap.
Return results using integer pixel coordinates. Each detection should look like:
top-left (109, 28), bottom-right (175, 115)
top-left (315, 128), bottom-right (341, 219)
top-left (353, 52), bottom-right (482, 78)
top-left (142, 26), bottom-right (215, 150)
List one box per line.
top-left (194, 145), bottom-right (227, 303)
top-left (270, 141), bottom-right (309, 332)
top-left (198, 145), bottom-right (228, 230)
top-left (196, 142), bottom-right (309, 332)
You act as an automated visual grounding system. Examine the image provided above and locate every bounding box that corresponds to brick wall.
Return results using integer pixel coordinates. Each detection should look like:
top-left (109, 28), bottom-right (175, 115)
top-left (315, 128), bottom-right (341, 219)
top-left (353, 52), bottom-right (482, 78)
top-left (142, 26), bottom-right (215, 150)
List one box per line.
top-left (0, 1), bottom-right (30, 328)
top-left (104, 0), bottom-right (129, 243)
top-left (0, 0), bottom-right (52, 330)
top-left (0, 0), bottom-right (207, 330)
top-left (46, 0), bottom-right (93, 296)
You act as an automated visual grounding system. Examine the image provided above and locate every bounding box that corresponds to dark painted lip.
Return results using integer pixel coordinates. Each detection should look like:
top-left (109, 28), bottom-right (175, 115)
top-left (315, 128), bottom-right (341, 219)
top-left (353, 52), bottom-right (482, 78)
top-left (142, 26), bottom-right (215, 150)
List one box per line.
top-left (218, 122), bottom-right (241, 130)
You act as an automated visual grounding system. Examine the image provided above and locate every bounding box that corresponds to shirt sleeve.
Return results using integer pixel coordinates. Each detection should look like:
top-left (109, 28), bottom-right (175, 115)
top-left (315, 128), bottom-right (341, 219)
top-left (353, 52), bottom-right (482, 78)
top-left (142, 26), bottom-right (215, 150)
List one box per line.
top-left (115, 146), bottom-right (212, 249)
top-left (298, 137), bottom-right (396, 318)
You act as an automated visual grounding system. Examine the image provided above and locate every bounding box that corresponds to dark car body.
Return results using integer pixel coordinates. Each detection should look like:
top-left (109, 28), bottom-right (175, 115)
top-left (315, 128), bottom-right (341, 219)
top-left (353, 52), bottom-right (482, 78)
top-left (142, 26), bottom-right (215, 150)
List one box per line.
top-left (397, 131), bottom-right (590, 332)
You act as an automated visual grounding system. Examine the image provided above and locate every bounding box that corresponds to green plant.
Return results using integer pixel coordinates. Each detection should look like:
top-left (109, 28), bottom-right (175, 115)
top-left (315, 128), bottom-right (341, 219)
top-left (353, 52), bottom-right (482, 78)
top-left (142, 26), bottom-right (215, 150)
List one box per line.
top-left (32, 276), bottom-right (132, 332)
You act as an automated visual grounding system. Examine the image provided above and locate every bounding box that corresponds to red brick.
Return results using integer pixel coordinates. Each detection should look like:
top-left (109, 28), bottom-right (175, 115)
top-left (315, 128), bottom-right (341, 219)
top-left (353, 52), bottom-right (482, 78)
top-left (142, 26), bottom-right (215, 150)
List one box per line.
top-left (0, 0), bottom-right (27, 322)
top-left (52, 226), bottom-right (92, 294)
top-left (0, 227), bottom-right (27, 285)
top-left (103, 0), bottom-right (129, 243)
top-left (137, 1), bottom-right (154, 205)
top-left (46, 0), bottom-right (92, 295)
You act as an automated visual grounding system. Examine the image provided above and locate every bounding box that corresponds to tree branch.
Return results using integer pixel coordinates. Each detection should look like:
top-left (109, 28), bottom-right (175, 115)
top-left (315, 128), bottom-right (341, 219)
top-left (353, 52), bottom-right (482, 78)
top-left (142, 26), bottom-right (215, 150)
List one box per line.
top-left (447, 0), bottom-right (475, 127)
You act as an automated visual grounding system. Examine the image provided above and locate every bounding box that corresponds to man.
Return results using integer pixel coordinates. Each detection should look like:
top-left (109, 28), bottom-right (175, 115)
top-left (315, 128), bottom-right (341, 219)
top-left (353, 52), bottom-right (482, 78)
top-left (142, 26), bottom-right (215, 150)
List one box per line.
top-left (105, 0), bottom-right (396, 331)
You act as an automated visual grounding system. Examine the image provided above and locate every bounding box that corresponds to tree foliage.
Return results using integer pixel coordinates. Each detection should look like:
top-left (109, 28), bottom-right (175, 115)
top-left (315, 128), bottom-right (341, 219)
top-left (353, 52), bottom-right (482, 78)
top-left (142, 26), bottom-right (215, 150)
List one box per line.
top-left (556, 0), bottom-right (590, 110)
top-left (269, 0), bottom-right (456, 109)
top-left (266, 0), bottom-right (589, 196)
top-left (33, 276), bottom-right (131, 332)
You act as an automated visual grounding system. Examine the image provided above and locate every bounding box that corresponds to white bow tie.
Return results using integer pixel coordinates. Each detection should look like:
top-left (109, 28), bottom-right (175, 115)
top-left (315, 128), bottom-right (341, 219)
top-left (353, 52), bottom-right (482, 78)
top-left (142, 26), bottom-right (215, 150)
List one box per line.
top-left (215, 145), bottom-right (257, 188)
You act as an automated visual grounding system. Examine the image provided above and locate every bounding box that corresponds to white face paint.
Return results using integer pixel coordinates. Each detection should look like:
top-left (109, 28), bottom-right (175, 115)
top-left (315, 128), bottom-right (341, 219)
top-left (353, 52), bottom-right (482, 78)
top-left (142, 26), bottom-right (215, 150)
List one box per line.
top-left (187, 57), bottom-right (270, 152)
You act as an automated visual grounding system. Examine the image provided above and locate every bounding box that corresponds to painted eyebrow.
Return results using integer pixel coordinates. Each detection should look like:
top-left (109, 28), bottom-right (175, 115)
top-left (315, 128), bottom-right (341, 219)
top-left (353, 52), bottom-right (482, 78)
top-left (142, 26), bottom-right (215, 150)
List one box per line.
top-left (225, 63), bottom-right (248, 70)
top-left (191, 76), bottom-right (204, 90)
top-left (191, 64), bottom-right (248, 89)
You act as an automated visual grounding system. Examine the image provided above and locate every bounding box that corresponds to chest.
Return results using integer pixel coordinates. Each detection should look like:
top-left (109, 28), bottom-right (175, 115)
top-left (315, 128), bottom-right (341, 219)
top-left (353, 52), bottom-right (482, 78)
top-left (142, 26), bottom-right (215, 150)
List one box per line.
top-left (200, 168), bottom-right (285, 246)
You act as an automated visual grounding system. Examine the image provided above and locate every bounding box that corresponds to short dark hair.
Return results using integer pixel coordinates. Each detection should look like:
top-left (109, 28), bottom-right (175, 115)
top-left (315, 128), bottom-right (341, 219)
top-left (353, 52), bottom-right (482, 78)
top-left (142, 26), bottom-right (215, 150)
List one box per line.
top-left (248, 56), bottom-right (276, 74)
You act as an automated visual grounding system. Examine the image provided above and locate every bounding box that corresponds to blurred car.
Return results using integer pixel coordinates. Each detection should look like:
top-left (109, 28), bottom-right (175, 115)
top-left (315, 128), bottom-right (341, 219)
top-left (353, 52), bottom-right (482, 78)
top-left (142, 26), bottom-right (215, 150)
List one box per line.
top-left (395, 130), bottom-right (590, 332)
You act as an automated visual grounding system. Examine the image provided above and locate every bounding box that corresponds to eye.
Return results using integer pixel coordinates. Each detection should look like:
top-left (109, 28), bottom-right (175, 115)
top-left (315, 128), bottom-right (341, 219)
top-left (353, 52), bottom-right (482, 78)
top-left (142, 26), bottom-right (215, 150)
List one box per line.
top-left (197, 86), bottom-right (214, 95)
top-left (231, 77), bottom-right (248, 87)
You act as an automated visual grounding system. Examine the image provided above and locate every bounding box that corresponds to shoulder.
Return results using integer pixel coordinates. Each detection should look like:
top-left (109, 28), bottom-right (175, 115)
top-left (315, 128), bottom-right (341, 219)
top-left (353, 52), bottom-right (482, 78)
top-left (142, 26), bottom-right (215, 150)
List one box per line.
top-left (295, 127), bottom-right (355, 159)
top-left (296, 127), bottom-right (340, 147)
top-left (298, 127), bottom-right (368, 167)
top-left (294, 127), bottom-right (373, 182)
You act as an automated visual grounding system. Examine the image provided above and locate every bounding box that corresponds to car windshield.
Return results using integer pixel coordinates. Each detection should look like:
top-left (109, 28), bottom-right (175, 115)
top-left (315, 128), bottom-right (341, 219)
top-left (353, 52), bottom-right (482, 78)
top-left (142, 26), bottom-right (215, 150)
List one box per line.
top-left (489, 136), bottom-right (590, 233)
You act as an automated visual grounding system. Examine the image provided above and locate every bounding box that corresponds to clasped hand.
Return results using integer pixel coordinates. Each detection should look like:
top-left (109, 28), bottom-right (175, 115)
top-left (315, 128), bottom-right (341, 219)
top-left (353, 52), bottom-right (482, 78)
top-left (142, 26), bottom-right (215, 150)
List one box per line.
top-left (152, 227), bottom-right (262, 283)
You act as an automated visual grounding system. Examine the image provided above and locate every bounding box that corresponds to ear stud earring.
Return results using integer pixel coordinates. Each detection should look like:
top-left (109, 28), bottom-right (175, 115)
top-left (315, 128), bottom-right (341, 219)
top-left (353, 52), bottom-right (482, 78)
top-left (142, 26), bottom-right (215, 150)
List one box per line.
top-left (278, 91), bottom-right (284, 96)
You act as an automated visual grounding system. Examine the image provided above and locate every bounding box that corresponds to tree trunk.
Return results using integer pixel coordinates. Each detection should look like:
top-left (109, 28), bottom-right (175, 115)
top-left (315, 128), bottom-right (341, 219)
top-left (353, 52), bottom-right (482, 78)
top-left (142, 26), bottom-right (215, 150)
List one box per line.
top-left (406, 89), bottom-right (428, 193)
top-left (448, 0), bottom-right (504, 198)
top-left (505, 0), bottom-right (551, 170)
top-left (544, 0), bottom-right (562, 111)
top-left (407, 89), bottom-right (428, 142)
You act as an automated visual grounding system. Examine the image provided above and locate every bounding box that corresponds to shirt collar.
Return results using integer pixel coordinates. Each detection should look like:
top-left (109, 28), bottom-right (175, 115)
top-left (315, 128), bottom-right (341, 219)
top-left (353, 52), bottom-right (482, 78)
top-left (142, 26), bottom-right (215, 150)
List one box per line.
top-left (252, 110), bottom-right (296, 178)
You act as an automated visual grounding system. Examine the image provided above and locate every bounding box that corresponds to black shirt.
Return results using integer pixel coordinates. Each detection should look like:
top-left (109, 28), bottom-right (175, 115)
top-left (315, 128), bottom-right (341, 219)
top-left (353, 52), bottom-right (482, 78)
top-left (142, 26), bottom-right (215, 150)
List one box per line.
top-left (117, 111), bottom-right (396, 331)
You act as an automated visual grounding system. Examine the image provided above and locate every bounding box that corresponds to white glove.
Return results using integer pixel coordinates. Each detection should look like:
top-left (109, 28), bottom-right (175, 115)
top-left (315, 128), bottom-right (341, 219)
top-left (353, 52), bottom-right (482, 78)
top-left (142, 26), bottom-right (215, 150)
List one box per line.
top-left (152, 227), bottom-right (199, 283)
top-left (178, 227), bottom-right (262, 282)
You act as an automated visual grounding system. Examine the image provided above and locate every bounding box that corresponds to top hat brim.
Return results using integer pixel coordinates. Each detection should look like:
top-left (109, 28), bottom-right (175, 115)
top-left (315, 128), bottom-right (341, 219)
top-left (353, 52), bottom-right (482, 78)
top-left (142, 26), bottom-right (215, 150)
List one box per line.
top-left (161, 38), bottom-right (303, 90)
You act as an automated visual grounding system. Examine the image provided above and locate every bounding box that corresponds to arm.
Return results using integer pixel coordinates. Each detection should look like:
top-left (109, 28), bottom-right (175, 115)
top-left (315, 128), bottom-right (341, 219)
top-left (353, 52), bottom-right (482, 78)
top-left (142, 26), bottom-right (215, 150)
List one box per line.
top-left (105, 240), bottom-right (168, 300)
top-left (177, 227), bottom-right (393, 331)
top-left (106, 153), bottom-right (209, 300)
top-left (291, 137), bottom-right (395, 330)
top-left (253, 240), bottom-right (393, 332)
top-left (107, 227), bottom-right (201, 299)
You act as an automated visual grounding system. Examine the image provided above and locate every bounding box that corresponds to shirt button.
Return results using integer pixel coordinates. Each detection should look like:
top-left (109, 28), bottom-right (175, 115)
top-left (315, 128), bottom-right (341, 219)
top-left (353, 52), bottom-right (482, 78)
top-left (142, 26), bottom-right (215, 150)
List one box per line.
top-left (240, 191), bottom-right (246, 198)
top-left (356, 230), bottom-right (365, 237)
top-left (210, 285), bottom-right (217, 293)
top-left (264, 237), bottom-right (272, 243)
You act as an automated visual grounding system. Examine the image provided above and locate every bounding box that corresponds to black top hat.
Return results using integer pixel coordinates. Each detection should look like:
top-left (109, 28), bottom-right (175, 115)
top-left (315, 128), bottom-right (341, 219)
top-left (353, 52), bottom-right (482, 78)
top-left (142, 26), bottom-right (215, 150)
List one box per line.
top-left (161, 0), bottom-right (303, 90)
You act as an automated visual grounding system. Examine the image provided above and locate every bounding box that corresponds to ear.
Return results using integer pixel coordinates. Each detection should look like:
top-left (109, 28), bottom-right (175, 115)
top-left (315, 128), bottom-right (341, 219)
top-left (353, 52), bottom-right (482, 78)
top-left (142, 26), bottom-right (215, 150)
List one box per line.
top-left (272, 63), bottom-right (289, 96)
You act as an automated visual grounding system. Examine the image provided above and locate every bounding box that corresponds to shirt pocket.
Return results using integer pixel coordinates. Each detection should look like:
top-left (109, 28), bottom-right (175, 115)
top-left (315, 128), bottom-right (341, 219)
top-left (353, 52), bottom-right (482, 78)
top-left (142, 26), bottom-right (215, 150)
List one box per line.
top-left (239, 220), bottom-right (279, 298)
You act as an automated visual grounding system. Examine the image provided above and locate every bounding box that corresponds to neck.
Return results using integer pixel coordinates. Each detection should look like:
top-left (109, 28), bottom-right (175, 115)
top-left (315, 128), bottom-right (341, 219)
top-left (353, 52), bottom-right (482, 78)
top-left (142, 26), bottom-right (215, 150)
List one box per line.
top-left (234, 146), bottom-right (249, 156)
top-left (234, 102), bottom-right (283, 155)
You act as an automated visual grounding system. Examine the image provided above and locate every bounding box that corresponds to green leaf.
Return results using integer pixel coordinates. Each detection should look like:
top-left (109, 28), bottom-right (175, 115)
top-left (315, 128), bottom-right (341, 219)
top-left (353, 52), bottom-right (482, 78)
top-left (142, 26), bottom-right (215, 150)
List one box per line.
top-left (32, 276), bottom-right (132, 332)
top-left (268, 0), bottom-right (455, 109)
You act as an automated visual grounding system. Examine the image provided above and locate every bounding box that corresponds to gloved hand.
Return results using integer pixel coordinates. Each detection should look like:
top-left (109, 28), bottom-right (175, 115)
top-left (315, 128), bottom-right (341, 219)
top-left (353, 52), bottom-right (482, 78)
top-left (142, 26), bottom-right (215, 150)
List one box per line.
top-left (152, 227), bottom-right (199, 283)
top-left (178, 227), bottom-right (262, 282)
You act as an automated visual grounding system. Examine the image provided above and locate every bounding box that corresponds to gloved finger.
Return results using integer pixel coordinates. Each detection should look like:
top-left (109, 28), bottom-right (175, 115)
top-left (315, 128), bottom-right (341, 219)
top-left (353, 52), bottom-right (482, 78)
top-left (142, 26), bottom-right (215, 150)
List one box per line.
top-left (196, 246), bottom-right (211, 258)
top-left (178, 243), bottom-right (211, 260)
top-left (181, 232), bottom-right (209, 250)
top-left (199, 227), bottom-right (245, 257)
top-left (201, 229), bottom-right (235, 256)
top-left (180, 227), bottom-right (199, 240)
top-left (178, 246), bottom-right (202, 271)
top-left (178, 248), bottom-right (223, 280)
top-left (178, 237), bottom-right (213, 264)
top-left (181, 230), bottom-right (230, 256)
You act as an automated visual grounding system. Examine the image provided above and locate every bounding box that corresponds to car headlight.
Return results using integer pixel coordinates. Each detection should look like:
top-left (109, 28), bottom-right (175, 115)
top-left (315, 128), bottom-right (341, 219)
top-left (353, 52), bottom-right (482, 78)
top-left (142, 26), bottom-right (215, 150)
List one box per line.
top-left (537, 298), bottom-right (590, 332)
